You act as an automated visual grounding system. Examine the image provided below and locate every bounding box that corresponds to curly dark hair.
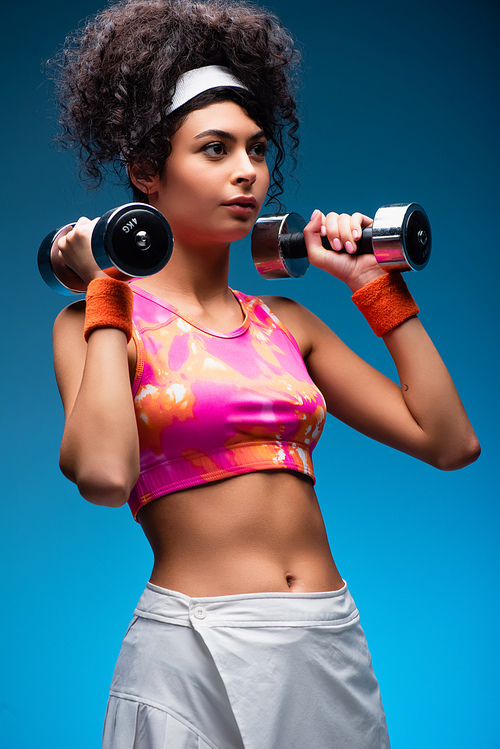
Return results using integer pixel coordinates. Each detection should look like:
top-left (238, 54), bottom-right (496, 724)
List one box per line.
top-left (50, 0), bottom-right (301, 204)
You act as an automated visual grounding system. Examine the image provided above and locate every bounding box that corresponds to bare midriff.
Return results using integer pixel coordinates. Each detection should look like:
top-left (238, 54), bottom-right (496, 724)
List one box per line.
top-left (137, 469), bottom-right (344, 597)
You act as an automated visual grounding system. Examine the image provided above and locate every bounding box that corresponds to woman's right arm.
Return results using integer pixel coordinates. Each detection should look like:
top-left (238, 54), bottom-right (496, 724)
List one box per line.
top-left (52, 220), bottom-right (140, 508)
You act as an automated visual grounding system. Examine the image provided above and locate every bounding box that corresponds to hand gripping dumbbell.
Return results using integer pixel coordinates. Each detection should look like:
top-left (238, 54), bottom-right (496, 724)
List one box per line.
top-left (38, 203), bottom-right (173, 295)
top-left (251, 203), bottom-right (431, 279)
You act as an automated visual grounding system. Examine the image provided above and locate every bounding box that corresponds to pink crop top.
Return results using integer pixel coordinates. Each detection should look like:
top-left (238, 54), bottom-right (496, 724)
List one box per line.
top-left (128, 286), bottom-right (327, 519)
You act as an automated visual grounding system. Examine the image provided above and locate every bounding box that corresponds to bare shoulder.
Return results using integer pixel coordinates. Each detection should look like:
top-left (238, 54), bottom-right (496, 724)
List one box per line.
top-left (52, 301), bottom-right (88, 416)
top-left (53, 299), bottom-right (137, 410)
top-left (53, 301), bottom-right (87, 365)
top-left (53, 299), bottom-right (86, 338)
top-left (257, 294), bottom-right (341, 359)
top-left (257, 293), bottom-right (324, 325)
top-left (53, 301), bottom-right (88, 377)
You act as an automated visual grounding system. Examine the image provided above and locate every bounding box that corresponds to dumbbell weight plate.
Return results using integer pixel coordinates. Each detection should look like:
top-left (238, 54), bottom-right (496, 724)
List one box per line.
top-left (92, 203), bottom-right (173, 278)
top-left (38, 224), bottom-right (88, 296)
top-left (372, 203), bottom-right (431, 271)
top-left (251, 212), bottom-right (310, 279)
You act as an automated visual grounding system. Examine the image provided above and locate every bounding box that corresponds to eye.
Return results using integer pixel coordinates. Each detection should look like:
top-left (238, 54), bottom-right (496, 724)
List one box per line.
top-left (202, 142), bottom-right (226, 157)
top-left (249, 141), bottom-right (267, 158)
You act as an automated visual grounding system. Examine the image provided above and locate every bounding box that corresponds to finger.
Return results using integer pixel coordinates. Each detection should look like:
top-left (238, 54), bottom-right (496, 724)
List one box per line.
top-left (304, 209), bottom-right (327, 246)
top-left (336, 213), bottom-right (357, 253)
top-left (324, 212), bottom-right (343, 251)
top-left (351, 212), bottom-right (373, 242)
top-left (303, 209), bottom-right (333, 267)
top-left (69, 218), bottom-right (98, 248)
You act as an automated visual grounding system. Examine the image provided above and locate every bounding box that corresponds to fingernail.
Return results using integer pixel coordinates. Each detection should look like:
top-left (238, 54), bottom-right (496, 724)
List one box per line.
top-left (320, 225), bottom-right (327, 236)
top-left (345, 241), bottom-right (355, 254)
top-left (352, 229), bottom-right (359, 240)
top-left (333, 238), bottom-right (342, 251)
top-left (310, 209), bottom-right (320, 221)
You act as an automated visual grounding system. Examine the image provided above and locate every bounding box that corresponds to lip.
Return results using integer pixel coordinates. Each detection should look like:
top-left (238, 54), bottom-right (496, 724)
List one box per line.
top-left (222, 196), bottom-right (258, 209)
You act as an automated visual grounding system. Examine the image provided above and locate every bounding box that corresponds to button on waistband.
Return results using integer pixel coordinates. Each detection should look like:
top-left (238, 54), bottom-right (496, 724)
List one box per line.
top-left (193, 605), bottom-right (207, 620)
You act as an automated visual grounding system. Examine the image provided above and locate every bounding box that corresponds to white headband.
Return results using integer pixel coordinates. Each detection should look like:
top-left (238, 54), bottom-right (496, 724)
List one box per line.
top-left (164, 65), bottom-right (249, 115)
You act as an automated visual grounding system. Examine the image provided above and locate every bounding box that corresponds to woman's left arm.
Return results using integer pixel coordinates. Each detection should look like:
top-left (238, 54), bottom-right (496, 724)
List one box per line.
top-left (266, 209), bottom-right (481, 471)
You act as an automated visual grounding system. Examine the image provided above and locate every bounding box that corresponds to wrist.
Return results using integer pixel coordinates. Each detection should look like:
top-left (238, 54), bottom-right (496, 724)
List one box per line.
top-left (87, 269), bottom-right (109, 283)
top-left (351, 272), bottom-right (419, 336)
top-left (84, 277), bottom-right (134, 342)
top-left (346, 267), bottom-right (386, 293)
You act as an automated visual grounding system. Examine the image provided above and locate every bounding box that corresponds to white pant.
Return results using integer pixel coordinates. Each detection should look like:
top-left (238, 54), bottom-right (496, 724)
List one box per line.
top-left (103, 582), bottom-right (390, 748)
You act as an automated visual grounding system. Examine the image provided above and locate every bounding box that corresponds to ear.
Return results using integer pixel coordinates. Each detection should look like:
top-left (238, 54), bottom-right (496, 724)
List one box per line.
top-left (128, 163), bottom-right (161, 196)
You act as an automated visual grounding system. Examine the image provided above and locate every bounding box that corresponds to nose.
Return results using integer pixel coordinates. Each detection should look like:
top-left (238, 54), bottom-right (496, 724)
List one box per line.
top-left (232, 149), bottom-right (257, 185)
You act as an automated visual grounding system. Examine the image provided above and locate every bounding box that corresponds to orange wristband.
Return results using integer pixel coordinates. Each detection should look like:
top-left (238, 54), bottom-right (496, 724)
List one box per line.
top-left (84, 277), bottom-right (134, 342)
top-left (351, 272), bottom-right (419, 336)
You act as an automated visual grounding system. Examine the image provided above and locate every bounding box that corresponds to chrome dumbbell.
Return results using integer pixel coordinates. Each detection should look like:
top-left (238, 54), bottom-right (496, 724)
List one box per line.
top-left (251, 203), bottom-right (431, 279)
top-left (38, 203), bottom-right (173, 295)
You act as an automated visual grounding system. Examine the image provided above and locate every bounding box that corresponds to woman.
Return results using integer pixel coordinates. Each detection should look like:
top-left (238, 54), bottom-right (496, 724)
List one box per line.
top-left (50, 1), bottom-right (480, 746)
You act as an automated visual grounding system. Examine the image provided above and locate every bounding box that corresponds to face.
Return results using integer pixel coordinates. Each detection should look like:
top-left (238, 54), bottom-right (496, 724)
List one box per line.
top-left (147, 101), bottom-right (270, 247)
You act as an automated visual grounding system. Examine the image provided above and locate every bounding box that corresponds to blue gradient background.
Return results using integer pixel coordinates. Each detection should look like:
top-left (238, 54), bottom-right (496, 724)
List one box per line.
top-left (1, 0), bottom-right (498, 746)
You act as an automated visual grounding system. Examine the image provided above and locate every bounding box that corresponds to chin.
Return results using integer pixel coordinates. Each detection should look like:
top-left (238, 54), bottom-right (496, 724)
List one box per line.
top-left (231, 224), bottom-right (255, 243)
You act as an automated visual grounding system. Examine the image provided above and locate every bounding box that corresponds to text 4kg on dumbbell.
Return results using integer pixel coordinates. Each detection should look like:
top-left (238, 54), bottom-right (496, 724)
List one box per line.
top-left (38, 203), bottom-right (173, 295)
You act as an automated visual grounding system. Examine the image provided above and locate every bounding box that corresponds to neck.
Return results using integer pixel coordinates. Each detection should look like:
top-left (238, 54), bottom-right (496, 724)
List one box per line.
top-left (133, 236), bottom-right (233, 309)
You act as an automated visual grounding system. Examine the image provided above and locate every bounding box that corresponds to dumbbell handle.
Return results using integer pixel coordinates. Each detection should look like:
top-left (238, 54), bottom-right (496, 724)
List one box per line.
top-left (284, 227), bottom-right (373, 259)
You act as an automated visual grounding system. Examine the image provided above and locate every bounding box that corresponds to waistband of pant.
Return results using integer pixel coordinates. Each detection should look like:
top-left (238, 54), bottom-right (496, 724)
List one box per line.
top-left (134, 581), bottom-right (360, 629)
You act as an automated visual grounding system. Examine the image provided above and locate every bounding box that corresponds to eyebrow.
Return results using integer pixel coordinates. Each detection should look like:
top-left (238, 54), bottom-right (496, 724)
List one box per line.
top-left (194, 128), bottom-right (266, 141)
